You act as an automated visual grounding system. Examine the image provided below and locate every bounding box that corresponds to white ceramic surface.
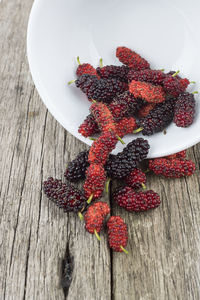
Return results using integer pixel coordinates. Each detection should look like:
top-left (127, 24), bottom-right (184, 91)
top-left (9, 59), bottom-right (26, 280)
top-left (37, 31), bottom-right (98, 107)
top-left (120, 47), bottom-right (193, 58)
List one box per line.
top-left (27, 0), bottom-right (200, 158)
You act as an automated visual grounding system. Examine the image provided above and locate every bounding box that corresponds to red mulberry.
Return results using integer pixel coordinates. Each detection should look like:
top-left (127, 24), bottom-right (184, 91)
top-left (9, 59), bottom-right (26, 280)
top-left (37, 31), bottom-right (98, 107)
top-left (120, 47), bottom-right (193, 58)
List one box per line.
top-left (129, 80), bottom-right (166, 103)
top-left (90, 102), bottom-right (116, 133)
top-left (88, 131), bottom-right (118, 165)
top-left (84, 164), bottom-right (106, 200)
top-left (128, 69), bottom-right (166, 85)
top-left (124, 168), bottom-right (146, 189)
top-left (78, 114), bottom-right (100, 137)
top-left (107, 216), bottom-right (128, 253)
top-left (149, 158), bottom-right (195, 178)
top-left (113, 186), bottom-right (160, 212)
top-left (116, 117), bottom-right (137, 137)
top-left (137, 103), bottom-right (156, 118)
top-left (85, 202), bottom-right (110, 237)
top-left (76, 57), bottom-right (99, 78)
top-left (163, 76), bottom-right (189, 97)
top-left (116, 46), bottom-right (150, 70)
top-left (174, 92), bottom-right (196, 127)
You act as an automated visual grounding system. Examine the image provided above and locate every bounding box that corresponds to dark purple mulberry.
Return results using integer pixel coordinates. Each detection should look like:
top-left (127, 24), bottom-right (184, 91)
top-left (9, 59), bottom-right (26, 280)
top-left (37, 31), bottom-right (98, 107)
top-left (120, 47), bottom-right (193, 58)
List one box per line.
top-left (64, 151), bottom-right (89, 182)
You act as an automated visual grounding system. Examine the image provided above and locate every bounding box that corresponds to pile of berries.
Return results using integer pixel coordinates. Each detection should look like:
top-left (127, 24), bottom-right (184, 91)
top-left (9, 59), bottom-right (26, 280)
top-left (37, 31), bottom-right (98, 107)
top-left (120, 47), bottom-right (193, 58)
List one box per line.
top-left (42, 46), bottom-right (197, 255)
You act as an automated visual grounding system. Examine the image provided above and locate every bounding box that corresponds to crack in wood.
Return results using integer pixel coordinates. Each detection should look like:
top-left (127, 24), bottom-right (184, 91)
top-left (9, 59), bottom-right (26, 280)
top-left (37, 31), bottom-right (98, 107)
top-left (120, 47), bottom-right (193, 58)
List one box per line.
top-left (60, 242), bottom-right (74, 299)
top-left (23, 228), bottom-right (31, 300)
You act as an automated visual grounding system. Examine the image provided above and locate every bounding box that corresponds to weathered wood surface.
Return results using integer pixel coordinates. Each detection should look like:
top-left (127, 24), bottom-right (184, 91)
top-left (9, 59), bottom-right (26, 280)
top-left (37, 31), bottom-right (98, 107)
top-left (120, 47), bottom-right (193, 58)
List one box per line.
top-left (0, 0), bottom-right (200, 299)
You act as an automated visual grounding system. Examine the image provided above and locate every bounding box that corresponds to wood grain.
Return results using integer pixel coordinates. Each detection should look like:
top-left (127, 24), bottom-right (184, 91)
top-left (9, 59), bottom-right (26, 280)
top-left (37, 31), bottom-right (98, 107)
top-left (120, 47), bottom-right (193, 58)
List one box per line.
top-left (0, 0), bottom-right (200, 299)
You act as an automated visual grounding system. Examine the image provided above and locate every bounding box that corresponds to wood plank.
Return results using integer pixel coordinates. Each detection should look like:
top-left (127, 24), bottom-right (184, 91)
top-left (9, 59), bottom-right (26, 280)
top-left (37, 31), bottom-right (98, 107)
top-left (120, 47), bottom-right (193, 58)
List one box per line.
top-left (111, 146), bottom-right (200, 300)
top-left (0, 1), bottom-right (111, 299)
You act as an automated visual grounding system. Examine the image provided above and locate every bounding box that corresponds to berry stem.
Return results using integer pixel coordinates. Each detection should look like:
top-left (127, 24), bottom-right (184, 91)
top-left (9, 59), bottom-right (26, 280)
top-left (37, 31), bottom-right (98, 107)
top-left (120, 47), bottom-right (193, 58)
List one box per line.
top-left (77, 56), bottom-right (81, 65)
top-left (89, 137), bottom-right (97, 141)
top-left (172, 70), bottom-right (180, 77)
top-left (106, 178), bottom-right (111, 194)
top-left (141, 183), bottom-right (146, 190)
top-left (190, 81), bottom-right (196, 84)
top-left (116, 135), bottom-right (125, 145)
top-left (87, 194), bottom-right (93, 204)
top-left (99, 58), bottom-right (103, 68)
top-left (160, 68), bottom-right (165, 71)
top-left (144, 169), bottom-right (150, 174)
top-left (68, 79), bottom-right (75, 85)
top-left (192, 91), bottom-right (198, 94)
top-left (92, 99), bottom-right (97, 103)
top-left (133, 127), bottom-right (143, 134)
top-left (120, 246), bottom-right (128, 254)
top-left (94, 229), bottom-right (101, 241)
top-left (78, 212), bottom-right (84, 221)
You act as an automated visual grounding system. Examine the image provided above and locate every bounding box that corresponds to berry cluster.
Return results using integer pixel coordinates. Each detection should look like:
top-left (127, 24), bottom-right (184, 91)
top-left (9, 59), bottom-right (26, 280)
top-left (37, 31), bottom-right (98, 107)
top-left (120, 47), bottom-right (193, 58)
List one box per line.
top-left (42, 47), bottom-right (197, 256)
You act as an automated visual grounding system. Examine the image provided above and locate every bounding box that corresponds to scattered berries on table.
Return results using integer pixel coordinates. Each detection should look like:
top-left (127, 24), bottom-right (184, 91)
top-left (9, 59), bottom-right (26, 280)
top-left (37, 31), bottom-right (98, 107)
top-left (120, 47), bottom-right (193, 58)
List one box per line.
top-left (64, 150), bottom-right (89, 182)
top-left (129, 80), bottom-right (166, 104)
top-left (113, 186), bottom-right (160, 212)
top-left (43, 177), bottom-right (86, 212)
top-left (116, 46), bottom-right (150, 70)
top-left (174, 92), bottom-right (196, 127)
top-left (124, 168), bottom-right (146, 189)
top-left (105, 138), bottom-right (150, 179)
top-left (96, 65), bottom-right (130, 82)
top-left (84, 164), bottom-right (107, 200)
top-left (138, 99), bottom-right (175, 136)
top-left (149, 158), bottom-right (195, 178)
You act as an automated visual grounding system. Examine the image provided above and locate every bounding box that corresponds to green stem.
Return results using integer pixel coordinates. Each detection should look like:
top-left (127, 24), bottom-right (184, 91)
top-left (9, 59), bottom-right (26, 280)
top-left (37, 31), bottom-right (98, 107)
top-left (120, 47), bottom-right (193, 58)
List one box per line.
top-left (99, 58), bottom-right (103, 68)
top-left (78, 212), bottom-right (83, 221)
top-left (116, 135), bottom-right (125, 145)
top-left (68, 79), bottom-right (75, 85)
top-left (133, 127), bottom-right (143, 134)
top-left (160, 68), bottom-right (165, 72)
top-left (141, 183), bottom-right (146, 190)
top-left (89, 137), bottom-right (96, 141)
top-left (92, 99), bottom-right (97, 103)
top-left (190, 81), bottom-right (196, 84)
top-left (192, 91), bottom-right (198, 94)
top-left (106, 178), bottom-right (111, 194)
top-left (120, 246), bottom-right (128, 254)
top-left (172, 70), bottom-right (180, 77)
top-left (87, 194), bottom-right (93, 204)
top-left (94, 229), bottom-right (101, 241)
top-left (77, 56), bottom-right (81, 65)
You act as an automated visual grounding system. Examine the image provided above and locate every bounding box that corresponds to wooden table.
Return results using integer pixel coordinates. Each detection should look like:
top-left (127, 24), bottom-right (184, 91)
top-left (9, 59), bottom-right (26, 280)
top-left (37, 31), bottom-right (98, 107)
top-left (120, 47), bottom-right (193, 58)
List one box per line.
top-left (1, 1), bottom-right (200, 299)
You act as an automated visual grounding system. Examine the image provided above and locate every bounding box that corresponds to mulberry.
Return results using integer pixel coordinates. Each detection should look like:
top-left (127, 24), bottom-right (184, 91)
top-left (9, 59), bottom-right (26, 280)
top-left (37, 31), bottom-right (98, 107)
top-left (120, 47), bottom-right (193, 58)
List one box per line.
top-left (64, 150), bottom-right (89, 182)
top-left (129, 80), bottom-right (166, 103)
top-left (174, 92), bottom-right (196, 127)
top-left (124, 168), bottom-right (146, 189)
top-left (105, 138), bottom-right (150, 179)
top-left (128, 69), bottom-right (166, 85)
top-left (78, 114), bottom-right (100, 137)
top-left (138, 99), bottom-right (175, 136)
top-left (43, 177), bottom-right (86, 212)
top-left (116, 46), bottom-right (150, 70)
top-left (84, 164), bottom-right (106, 201)
top-left (96, 65), bottom-right (129, 82)
top-left (107, 216), bottom-right (128, 253)
top-left (149, 158), bottom-right (195, 178)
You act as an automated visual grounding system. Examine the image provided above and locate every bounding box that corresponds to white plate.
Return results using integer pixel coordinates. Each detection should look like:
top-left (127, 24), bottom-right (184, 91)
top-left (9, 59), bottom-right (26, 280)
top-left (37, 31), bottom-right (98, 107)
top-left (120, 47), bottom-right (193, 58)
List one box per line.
top-left (27, 0), bottom-right (200, 158)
